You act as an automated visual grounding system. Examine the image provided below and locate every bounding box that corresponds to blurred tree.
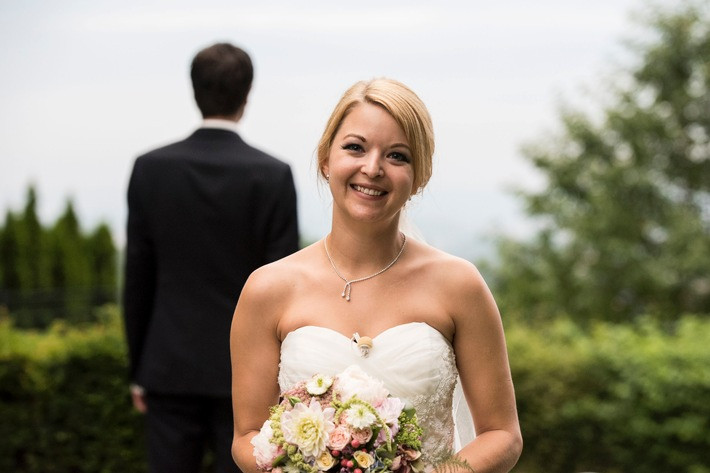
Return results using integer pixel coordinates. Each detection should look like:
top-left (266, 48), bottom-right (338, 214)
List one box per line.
top-left (48, 200), bottom-right (93, 322)
top-left (87, 223), bottom-right (118, 306)
top-left (0, 211), bottom-right (27, 292)
top-left (21, 186), bottom-right (51, 290)
top-left (0, 187), bottom-right (118, 326)
top-left (493, 2), bottom-right (710, 324)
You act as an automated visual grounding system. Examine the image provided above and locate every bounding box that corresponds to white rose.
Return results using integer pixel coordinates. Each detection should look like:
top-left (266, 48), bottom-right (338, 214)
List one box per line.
top-left (336, 365), bottom-right (389, 406)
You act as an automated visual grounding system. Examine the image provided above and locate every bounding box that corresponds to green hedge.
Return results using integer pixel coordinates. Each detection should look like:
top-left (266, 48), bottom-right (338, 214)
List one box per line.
top-left (507, 316), bottom-right (710, 473)
top-left (0, 306), bottom-right (145, 473)
top-left (1, 308), bottom-right (708, 472)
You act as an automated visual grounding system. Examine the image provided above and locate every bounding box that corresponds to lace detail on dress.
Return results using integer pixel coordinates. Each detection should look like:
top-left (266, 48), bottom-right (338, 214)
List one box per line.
top-left (409, 345), bottom-right (458, 466)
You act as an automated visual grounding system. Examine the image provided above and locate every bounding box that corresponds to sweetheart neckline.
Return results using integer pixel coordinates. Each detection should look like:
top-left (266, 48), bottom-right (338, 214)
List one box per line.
top-left (282, 321), bottom-right (450, 345)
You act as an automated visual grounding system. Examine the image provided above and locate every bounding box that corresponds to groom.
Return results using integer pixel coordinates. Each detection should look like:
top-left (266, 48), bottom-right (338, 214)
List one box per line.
top-left (123, 42), bottom-right (299, 473)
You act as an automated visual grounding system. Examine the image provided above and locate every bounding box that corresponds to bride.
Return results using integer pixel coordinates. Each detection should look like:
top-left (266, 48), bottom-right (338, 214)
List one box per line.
top-left (230, 78), bottom-right (522, 473)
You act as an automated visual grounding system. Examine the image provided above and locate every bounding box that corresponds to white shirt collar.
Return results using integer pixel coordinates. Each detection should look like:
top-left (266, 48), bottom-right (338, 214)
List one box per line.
top-left (200, 118), bottom-right (240, 134)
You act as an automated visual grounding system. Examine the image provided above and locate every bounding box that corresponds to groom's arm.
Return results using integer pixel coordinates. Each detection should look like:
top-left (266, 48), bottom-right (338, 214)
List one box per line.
top-left (263, 165), bottom-right (299, 263)
top-left (122, 158), bottom-right (157, 389)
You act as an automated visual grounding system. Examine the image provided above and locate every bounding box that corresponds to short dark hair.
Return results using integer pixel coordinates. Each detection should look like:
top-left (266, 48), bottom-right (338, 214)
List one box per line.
top-left (190, 43), bottom-right (253, 118)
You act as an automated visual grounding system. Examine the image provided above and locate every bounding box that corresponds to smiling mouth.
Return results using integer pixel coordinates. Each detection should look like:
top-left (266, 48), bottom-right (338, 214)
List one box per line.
top-left (352, 184), bottom-right (386, 196)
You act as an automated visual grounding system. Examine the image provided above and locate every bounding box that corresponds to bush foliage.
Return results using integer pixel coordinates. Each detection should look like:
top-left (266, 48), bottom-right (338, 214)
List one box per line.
top-left (0, 305), bottom-right (145, 473)
top-left (507, 316), bottom-right (710, 473)
top-left (1, 306), bottom-right (708, 472)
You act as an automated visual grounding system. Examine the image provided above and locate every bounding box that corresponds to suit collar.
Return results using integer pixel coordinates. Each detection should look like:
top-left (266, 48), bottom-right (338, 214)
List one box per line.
top-left (200, 118), bottom-right (240, 133)
top-left (188, 127), bottom-right (243, 142)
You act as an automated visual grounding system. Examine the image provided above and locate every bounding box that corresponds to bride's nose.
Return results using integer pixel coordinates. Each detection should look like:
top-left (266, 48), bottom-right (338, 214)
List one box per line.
top-left (360, 152), bottom-right (383, 178)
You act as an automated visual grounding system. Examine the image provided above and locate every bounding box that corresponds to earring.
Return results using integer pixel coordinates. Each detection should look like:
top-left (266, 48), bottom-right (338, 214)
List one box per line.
top-left (325, 174), bottom-right (330, 183)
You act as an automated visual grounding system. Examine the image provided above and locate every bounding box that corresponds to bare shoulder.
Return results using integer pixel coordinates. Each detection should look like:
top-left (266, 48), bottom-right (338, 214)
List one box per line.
top-left (241, 243), bottom-right (320, 306)
top-left (409, 239), bottom-right (486, 293)
top-left (408, 239), bottom-right (497, 326)
top-left (235, 243), bottom-right (322, 328)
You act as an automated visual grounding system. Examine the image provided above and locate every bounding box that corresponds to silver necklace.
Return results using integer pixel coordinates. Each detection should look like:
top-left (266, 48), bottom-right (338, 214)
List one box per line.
top-left (323, 233), bottom-right (407, 302)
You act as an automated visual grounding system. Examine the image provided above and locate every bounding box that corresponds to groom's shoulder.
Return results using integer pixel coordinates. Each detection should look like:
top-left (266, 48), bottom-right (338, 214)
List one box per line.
top-left (237, 139), bottom-right (292, 172)
top-left (133, 135), bottom-right (194, 165)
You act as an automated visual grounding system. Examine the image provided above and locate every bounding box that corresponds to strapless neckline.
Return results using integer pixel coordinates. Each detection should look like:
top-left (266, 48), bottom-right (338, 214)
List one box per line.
top-left (279, 320), bottom-right (459, 465)
top-left (283, 321), bottom-right (450, 345)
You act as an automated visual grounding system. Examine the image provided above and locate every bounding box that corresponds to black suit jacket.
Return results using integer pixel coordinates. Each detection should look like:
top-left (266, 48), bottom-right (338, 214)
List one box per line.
top-left (123, 128), bottom-right (299, 396)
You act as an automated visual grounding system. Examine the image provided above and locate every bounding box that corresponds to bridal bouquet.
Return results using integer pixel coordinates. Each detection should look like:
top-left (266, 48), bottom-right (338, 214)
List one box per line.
top-left (251, 365), bottom-right (424, 473)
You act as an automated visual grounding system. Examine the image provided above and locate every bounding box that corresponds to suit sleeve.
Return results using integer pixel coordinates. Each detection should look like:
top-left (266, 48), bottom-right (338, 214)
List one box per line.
top-left (122, 160), bottom-right (156, 382)
top-left (263, 165), bottom-right (299, 264)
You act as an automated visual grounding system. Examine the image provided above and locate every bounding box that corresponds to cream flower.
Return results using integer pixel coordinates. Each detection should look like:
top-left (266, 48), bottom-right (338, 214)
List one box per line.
top-left (281, 399), bottom-right (335, 458)
top-left (353, 451), bottom-right (375, 469)
top-left (336, 365), bottom-right (389, 406)
top-left (251, 419), bottom-right (281, 469)
top-left (306, 374), bottom-right (334, 396)
top-left (316, 450), bottom-right (337, 470)
top-left (344, 404), bottom-right (377, 429)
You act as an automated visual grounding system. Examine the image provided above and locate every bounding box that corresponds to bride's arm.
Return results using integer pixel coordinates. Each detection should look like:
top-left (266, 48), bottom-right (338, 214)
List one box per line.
top-left (230, 266), bottom-right (284, 473)
top-left (445, 259), bottom-right (523, 473)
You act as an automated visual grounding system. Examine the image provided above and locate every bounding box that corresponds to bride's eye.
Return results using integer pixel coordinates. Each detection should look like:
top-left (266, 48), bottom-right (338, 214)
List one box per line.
top-left (342, 143), bottom-right (364, 153)
top-left (389, 152), bottom-right (411, 163)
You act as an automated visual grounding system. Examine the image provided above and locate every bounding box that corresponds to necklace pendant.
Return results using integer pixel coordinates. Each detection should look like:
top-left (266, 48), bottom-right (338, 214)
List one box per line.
top-left (324, 233), bottom-right (406, 304)
top-left (342, 282), bottom-right (352, 302)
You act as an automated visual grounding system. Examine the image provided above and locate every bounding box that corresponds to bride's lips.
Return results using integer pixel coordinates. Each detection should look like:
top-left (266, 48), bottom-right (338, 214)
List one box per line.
top-left (350, 183), bottom-right (387, 197)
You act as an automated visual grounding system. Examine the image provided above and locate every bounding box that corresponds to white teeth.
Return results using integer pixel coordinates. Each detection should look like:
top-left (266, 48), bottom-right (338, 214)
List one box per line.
top-left (353, 185), bottom-right (385, 196)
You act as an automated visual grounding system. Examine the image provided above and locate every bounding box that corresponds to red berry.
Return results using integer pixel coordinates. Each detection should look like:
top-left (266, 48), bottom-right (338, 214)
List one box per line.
top-left (351, 440), bottom-right (360, 448)
top-left (354, 469), bottom-right (362, 473)
top-left (347, 460), bottom-right (354, 468)
top-left (340, 459), bottom-right (348, 467)
top-left (332, 450), bottom-right (340, 457)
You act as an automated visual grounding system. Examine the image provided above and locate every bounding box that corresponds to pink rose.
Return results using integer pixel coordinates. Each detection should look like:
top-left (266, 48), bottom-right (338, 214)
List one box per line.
top-left (377, 397), bottom-right (405, 426)
top-left (376, 424), bottom-right (399, 445)
top-left (351, 427), bottom-right (373, 444)
top-left (328, 425), bottom-right (351, 451)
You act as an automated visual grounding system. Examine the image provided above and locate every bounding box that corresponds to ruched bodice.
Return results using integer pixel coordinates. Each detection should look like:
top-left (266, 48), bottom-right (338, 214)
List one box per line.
top-left (279, 322), bottom-right (458, 465)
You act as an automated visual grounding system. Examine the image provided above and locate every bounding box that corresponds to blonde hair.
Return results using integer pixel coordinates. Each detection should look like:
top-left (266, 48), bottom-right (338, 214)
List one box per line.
top-left (317, 78), bottom-right (434, 194)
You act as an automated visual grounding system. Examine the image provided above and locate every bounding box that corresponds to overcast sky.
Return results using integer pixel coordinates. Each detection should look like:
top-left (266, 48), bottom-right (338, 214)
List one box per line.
top-left (0, 0), bottom-right (677, 260)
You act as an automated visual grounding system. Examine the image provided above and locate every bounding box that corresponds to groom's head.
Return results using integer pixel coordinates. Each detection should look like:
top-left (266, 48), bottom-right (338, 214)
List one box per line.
top-left (190, 42), bottom-right (253, 120)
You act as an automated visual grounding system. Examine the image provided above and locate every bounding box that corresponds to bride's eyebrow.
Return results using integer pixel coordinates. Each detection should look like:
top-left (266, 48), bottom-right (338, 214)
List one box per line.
top-left (343, 133), bottom-right (366, 142)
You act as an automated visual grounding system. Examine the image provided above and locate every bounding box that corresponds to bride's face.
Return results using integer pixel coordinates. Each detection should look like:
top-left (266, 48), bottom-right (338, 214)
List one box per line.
top-left (323, 103), bottom-right (415, 225)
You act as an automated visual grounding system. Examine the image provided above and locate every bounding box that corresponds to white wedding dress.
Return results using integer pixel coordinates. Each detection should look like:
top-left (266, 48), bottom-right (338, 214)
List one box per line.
top-left (279, 322), bottom-right (472, 466)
